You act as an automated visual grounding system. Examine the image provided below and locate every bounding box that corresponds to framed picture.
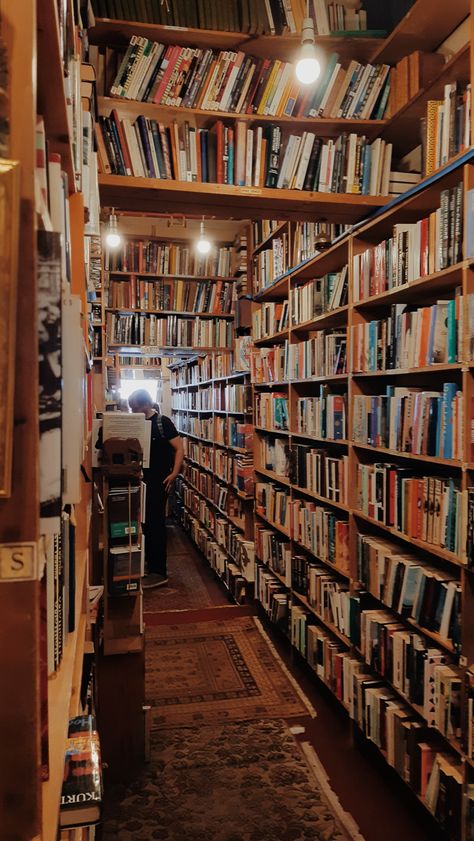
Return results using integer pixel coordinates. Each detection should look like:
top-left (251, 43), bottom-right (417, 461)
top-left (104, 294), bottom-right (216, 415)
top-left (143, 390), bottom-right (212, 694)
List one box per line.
top-left (0, 159), bottom-right (20, 497)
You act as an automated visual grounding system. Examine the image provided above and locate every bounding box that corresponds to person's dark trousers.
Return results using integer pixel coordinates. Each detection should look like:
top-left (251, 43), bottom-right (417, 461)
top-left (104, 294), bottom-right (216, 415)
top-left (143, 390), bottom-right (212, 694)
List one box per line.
top-left (143, 482), bottom-right (168, 577)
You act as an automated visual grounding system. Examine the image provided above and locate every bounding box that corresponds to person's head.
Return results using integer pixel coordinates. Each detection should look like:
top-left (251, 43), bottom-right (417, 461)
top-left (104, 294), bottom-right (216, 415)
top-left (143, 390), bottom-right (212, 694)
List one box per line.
top-left (128, 389), bottom-right (155, 417)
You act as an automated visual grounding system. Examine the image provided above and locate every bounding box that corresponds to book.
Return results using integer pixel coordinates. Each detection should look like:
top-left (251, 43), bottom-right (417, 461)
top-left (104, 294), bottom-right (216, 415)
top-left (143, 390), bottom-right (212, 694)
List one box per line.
top-left (60, 715), bottom-right (102, 828)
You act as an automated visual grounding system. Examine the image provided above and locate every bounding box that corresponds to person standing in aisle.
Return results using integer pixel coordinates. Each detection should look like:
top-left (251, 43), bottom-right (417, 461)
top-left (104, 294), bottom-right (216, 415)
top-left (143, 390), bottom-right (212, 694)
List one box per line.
top-left (128, 389), bottom-right (184, 589)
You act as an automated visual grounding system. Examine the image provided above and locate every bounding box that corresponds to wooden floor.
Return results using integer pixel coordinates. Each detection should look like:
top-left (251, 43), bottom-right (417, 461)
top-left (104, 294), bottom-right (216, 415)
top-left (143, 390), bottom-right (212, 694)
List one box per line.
top-left (142, 523), bottom-right (443, 841)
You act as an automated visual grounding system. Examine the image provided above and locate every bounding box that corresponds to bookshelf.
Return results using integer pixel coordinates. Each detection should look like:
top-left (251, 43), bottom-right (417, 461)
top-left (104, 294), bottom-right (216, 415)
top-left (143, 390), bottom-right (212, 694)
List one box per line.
top-left (171, 350), bottom-right (256, 600)
top-left (249, 153), bottom-right (474, 838)
top-left (0, 1), bottom-right (100, 839)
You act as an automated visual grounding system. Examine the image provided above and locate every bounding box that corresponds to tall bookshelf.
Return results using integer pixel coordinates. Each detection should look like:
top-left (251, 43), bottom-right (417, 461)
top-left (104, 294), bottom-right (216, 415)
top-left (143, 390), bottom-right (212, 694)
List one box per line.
top-left (250, 154), bottom-right (474, 839)
top-left (171, 354), bottom-right (256, 600)
top-left (0, 1), bottom-right (100, 839)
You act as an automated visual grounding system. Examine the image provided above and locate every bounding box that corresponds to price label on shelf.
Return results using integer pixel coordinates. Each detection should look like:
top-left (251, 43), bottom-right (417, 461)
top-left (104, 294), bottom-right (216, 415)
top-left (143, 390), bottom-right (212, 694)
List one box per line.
top-left (0, 542), bottom-right (38, 582)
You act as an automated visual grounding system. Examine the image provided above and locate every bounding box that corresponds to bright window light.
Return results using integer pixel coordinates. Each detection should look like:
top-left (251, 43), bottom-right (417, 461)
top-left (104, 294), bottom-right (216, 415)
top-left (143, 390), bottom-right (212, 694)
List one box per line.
top-left (120, 378), bottom-right (157, 406)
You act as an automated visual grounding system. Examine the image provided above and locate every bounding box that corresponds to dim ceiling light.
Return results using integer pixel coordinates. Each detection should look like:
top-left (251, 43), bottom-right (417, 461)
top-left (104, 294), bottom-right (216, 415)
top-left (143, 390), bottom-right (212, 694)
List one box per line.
top-left (295, 8), bottom-right (321, 85)
top-left (106, 210), bottom-right (122, 248)
top-left (196, 219), bottom-right (211, 255)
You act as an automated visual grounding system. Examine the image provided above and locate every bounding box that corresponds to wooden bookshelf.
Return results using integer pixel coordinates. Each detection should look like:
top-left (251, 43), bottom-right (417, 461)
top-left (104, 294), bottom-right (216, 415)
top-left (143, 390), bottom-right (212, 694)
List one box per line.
top-left (248, 150), bottom-right (474, 838)
top-left (98, 175), bottom-right (388, 223)
top-left (98, 95), bottom-right (386, 138)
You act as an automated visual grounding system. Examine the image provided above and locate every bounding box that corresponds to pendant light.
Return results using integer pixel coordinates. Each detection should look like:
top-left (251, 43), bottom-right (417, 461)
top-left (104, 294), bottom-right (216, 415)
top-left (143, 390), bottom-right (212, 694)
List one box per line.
top-left (105, 209), bottom-right (122, 248)
top-left (295, 1), bottom-right (321, 85)
top-left (196, 218), bottom-right (211, 255)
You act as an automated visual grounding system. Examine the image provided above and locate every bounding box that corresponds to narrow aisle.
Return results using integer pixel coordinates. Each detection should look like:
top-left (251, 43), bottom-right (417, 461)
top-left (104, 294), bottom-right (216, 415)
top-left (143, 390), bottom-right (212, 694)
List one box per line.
top-left (102, 525), bottom-right (436, 841)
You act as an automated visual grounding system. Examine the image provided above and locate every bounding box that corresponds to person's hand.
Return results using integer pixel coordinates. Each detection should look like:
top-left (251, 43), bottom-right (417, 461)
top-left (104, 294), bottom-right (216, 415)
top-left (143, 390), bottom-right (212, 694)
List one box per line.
top-left (163, 472), bottom-right (178, 493)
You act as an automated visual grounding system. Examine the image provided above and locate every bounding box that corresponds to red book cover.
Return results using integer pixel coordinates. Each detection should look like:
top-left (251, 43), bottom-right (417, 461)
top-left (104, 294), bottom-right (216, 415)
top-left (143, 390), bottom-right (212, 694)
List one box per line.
top-left (245, 59), bottom-right (269, 114)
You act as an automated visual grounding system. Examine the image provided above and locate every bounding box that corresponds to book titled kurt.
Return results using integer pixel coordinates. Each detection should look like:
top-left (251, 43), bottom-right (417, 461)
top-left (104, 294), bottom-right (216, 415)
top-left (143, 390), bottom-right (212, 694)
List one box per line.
top-left (60, 715), bottom-right (103, 828)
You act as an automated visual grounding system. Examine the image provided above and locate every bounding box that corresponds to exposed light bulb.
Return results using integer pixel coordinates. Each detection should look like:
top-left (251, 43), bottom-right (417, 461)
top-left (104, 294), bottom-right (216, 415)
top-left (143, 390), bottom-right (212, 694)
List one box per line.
top-left (105, 211), bottom-right (122, 248)
top-left (295, 18), bottom-right (321, 85)
top-left (196, 219), bottom-right (211, 255)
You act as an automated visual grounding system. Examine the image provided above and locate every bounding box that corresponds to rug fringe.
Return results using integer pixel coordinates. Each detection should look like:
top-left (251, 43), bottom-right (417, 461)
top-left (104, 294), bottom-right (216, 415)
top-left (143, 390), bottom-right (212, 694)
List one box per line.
top-left (300, 741), bottom-right (366, 841)
top-left (252, 617), bottom-right (317, 718)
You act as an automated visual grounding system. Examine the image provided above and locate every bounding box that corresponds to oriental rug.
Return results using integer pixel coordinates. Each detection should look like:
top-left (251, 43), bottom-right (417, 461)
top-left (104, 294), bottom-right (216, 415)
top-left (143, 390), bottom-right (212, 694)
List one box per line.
top-left (102, 718), bottom-right (360, 841)
top-left (145, 616), bottom-right (314, 728)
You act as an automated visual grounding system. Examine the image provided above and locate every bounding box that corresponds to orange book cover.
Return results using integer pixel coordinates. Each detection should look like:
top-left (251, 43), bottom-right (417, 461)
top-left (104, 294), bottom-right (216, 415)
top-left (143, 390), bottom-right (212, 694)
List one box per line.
top-left (418, 305), bottom-right (432, 367)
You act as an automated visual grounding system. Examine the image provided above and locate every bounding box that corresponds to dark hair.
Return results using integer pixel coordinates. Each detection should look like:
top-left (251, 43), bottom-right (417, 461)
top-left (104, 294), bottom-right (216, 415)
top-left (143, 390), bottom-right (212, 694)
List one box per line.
top-left (128, 389), bottom-right (154, 409)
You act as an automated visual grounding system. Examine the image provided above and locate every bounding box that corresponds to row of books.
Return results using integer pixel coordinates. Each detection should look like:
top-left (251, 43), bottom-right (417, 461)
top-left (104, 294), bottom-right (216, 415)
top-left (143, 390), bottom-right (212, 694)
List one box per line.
top-left (352, 385), bottom-right (463, 461)
top-left (252, 219), bottom-right (282, 247)
top-left (256, 481), bottom-right (290, 532)
top-left (359, 609), bottom-right (460, 738)
top-left (290, 499), bottom-right (349, 573)
top-left (296, 391), bottom-right (346, 440)
top-left (252, 301), bottom-right (289, 340)
top-left (292, 221), bottom-right (349, 264)
top-left (105, 312), bottom-right (234, 347)
top-left (357, 533), bottom-right (461, 648)
top-left (106, 239), bottom-right (235, 277)
top-left (352, 183), bottom-right (464, 301)
top-left (285, 334), bottom-right (347, 379)
top-left (256, 564), bottom-right (290, 630)
top-left (302, 622), bottom-right (463, 835)
top-left (290, 266), bottom-right (348, 324)
top-left (90, 0), bottom-right (371, 35)
top-left (254, 234), bottom-right (289, 293)
top-left (170, 353), bottom-right (236, 386)
top-left (184, 439), bottom-right (214, 472)
top-left (356, 464), bottom-right (464, 556)
top-left (44, 510), bottom-right (76, 676)
top-left (97, 112), bottom-right (393, 195)
top-left (182, 506), bottom-right (248, 595)
top-left (114, 354), bottom-right (161, 367)
top-left (184, 464), bottom-right (237, 517)
top-left (255, 525), bottom-right (291, 584)
top-left (235, 453), bottom-right (255, 497)
top-left (255, 392), bottom-right (289, 430)
top-left (291, 445), bottom-right (348, 505)
top-left (107, 277), bottom-right (235, 315)
top-left (173, 383), bottom-right (250, 413)
top-left (424, 83), bottom-right (472, 177)
top-left (108, 35), bottom-right (390, 121)
top-left (256, 436), bottom-right (290, 478)
top-left (350, 296), bottom-right (461, 373)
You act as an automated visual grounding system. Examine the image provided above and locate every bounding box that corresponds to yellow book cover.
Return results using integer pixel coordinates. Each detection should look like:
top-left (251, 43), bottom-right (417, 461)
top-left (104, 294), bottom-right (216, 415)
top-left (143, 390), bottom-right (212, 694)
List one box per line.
top-left (425, 99), bottom-right (443, 176)
top-left (257, 61), bottom-right (281, 116)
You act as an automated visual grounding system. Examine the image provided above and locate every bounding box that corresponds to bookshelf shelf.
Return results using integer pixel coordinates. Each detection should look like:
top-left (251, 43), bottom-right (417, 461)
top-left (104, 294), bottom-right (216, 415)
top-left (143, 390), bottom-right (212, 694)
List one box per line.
top-left (105, 306), bottom-right (234, 319)
top-left (89, 19), bottom-right (383, 62)
top-left (290, 433), bottom-right (348, 446)
top-left (352, 364), bottom-right (463, 378)
top-left (255, 426), bottom-right (290, 436)
top-left (369, 0), bottom-right (469, 65)
top-left (255, 466), bottom-right (291, 486)
top-left (98, 174), bottom-right (388, 223)
top-left (108, 344), bottom-right (232, 352)
top-left (108, 270), bottom-right (237, 282)
top-left (290, 238), bottom-right (350, 282)
top-left (352, 442), bottom-right (463, 467)
top-left (255, 510), bottom-right (290, 537)
top-left (254, 275), bottom-right (290, 301)
top-left (292, 537), bottom-right (351, 579)
top-left (291, 484), bottom-right (349, 511)
top-left (353, 510), bottom-right (466, 568)
top-left (381, 43), bottom-right (471, 156)
top-left (99, 95), bottom-right (387, 138)
top-left (254, 329), bottom-right (289, 346)
top-left (353, 262), bottom-right (467, 309)
top-left (292, 590), bottom-right (351, 647)
top-left (292, 306), bottom-right (349, 333)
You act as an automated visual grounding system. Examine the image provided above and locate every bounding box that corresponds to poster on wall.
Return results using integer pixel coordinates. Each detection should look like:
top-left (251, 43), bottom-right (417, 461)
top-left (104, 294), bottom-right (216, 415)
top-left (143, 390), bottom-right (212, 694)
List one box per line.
top-left (0, 160), bottom-right (20, 498)
top-left (38, 230), bottom-right (62, 532)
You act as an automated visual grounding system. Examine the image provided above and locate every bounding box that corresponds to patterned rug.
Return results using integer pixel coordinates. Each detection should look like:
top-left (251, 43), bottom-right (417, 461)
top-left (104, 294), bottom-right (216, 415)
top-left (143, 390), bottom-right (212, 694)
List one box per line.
top-left (102, 718), bottom-right (355, 841)
top-left (144, 527), bottom-right (218, 613)
top-left (145, 616), bottom-right (314, 728)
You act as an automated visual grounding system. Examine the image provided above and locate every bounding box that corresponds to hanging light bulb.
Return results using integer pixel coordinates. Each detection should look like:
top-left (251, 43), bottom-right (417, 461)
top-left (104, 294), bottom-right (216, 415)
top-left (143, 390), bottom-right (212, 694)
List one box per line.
top-left (105, 209), bottom-right (122, 248)
top-left (295, 6), bottom-right (321, 85)
top-left (196, 218), bottom-right (211, 255)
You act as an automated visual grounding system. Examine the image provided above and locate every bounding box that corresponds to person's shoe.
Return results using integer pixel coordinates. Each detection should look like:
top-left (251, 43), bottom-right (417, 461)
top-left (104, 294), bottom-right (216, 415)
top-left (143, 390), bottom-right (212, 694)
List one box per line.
top-left (142, 573), bottom-right (169, 589)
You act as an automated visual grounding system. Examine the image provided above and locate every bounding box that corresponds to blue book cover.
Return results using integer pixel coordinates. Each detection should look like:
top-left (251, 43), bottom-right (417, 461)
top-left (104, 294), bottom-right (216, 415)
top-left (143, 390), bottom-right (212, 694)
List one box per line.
top-left (442, 382), bottom-right (457, 459)
top-left (466, 188), bottom-right (474, 258)
top-left (399, 565), bottom-right (422, 618)
top-left (435, 396), bottom-right (443, 455)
